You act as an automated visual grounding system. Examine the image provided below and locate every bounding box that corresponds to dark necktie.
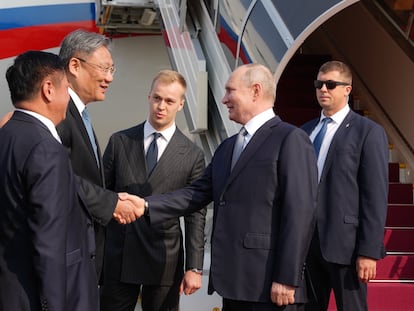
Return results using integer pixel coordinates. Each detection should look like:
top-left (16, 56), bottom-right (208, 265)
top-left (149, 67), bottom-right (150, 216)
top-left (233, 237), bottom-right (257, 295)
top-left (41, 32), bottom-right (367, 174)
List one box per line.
top-left (313, 117), bottom-right (332, 158)
top-left (146, 132), bottom-right (162, 175)
top-left (81, 107), bottom-right (99, 166)
top-left (231, 127), bottom-right (248, 170)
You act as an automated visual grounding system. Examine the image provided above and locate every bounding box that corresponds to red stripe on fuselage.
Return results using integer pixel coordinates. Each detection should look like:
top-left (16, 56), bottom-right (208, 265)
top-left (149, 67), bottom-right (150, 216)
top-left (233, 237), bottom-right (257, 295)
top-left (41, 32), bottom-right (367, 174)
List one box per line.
top-left (0, 21), bottom-right (98, 59)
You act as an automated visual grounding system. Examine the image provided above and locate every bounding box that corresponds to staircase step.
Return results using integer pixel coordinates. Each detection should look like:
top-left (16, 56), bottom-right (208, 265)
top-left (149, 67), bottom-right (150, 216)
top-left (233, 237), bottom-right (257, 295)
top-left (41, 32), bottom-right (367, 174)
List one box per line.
top-left (388, 183), bottom-right (413, 204)
top-left (328, 282), bottom-right (414, 310)
top-left (368, 282), bottom-right (414, 310)
top-left (384, 228), bottom-right (414, 252)
top-left (386, 204), bottom-right (414, 227)
top-left (275, 54), bottom-right (331, 126)
top-left (377, 254), bottom-right (414, 279)
top-left (388, 162), bottom-right (400, 182)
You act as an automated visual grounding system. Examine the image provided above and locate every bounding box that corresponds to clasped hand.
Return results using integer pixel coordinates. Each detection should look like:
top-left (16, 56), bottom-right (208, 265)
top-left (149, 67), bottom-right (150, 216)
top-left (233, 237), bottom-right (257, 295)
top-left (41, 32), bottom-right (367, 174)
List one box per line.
top-left (112, 192), bottom-right (146, 224)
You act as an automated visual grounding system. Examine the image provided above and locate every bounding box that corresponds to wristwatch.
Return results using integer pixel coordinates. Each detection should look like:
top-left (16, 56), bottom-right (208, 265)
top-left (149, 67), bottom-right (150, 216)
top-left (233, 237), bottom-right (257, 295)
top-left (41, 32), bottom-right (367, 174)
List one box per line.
top-left (144, 200), bottom-right (149, 216)
top-left (190, 268), bottom-right (203, 275)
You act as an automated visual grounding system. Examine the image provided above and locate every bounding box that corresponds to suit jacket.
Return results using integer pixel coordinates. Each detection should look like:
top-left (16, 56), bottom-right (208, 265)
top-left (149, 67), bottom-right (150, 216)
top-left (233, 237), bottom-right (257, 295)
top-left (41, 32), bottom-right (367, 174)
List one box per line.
top-left (147, 116), bottom-right (318, 303)
top-left (57, 99), bottom-right (117, 280)
top-left (301, 110), bottom-right (388, 264)
top-left (0, 111), bottom-right (98, 310)
top-left (102, 122), bottom-right (206, 285)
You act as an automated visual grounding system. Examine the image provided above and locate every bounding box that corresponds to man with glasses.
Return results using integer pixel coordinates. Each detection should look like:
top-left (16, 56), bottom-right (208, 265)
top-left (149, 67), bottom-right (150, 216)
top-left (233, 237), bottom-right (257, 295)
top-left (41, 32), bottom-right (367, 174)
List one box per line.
top-left (57, 29), bottom-right (141, 283)
top-left (301, 61), bottom-right (388, 311)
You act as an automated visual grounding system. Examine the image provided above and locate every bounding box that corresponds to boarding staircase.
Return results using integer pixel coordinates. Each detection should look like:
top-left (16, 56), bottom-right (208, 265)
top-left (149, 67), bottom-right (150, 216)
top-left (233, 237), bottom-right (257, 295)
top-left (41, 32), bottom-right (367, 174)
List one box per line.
top-left (326, 158), bottom-right (414, 310)
top-left (278, 54), bottom-right (414, 311)
top-left (96, 1), bottom-right (414, 309)
top-left (275, 54), bottom-right (331, 126)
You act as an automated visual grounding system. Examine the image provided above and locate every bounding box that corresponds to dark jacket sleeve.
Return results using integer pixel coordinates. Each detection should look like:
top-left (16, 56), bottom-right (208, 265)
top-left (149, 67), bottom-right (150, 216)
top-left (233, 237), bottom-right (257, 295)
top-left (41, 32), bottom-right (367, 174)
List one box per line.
top-left (183, 148), bottom-right (207, 271)
top-left (75, 176), bottom-right (118, 225)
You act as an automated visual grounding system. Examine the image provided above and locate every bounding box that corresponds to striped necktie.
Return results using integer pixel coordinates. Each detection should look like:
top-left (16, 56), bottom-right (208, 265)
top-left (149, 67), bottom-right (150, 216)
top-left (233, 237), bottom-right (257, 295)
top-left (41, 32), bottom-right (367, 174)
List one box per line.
top-left (146, 132), bottom-right (162, 175)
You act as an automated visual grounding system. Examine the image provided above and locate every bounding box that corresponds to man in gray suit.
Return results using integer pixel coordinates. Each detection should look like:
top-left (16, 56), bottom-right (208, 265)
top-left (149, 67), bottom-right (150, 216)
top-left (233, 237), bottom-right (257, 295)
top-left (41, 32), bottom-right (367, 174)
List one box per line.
top-left (100, 70), bottom-right (207, 311)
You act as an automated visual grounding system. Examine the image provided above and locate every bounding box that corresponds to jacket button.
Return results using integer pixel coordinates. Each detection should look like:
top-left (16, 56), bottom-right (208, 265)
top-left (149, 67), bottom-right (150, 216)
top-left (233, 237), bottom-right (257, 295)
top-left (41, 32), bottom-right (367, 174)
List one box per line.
top-left (219, 201), bottom-right (225, 206)
top-left (91, 254), bottom-right (96, 260)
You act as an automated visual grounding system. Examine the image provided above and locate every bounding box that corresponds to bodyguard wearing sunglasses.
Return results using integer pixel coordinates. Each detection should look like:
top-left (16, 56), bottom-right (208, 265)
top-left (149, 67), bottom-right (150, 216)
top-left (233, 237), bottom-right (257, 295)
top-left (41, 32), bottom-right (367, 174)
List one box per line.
top-left (302, 61), bottom-right (388, 311)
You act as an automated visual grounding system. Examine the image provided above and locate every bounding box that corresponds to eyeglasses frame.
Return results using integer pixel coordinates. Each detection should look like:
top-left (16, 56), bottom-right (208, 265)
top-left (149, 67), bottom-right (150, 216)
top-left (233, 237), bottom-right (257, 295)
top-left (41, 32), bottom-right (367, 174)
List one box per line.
top-left (75, 57), bottom-right (116, 75)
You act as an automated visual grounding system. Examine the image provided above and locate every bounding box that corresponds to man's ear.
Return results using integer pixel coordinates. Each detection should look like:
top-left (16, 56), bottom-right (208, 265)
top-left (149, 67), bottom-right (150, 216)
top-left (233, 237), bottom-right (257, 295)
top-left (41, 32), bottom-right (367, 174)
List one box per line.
top-left (41, 80), bottom-right (54, 103)
top-left (345, 85), bottom-right (352, 97)
top-left (252, 82), bottom-right (261, 101)
top-left (68, 57), bottom-right (81, 77)
top-left (178, 98), bottom-right (185, 111)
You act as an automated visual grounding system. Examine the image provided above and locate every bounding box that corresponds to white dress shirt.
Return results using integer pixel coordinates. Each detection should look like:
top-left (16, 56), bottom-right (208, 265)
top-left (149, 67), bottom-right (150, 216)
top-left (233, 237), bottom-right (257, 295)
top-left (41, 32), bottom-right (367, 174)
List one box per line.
top-left (242, 108), bottom-right (276, 148)
top-left (144, 121), bottom-right (176, 161)
top-left (15, 108), bottom-right (62, 143)
top-left (310, 104), bottom-right (350, 180)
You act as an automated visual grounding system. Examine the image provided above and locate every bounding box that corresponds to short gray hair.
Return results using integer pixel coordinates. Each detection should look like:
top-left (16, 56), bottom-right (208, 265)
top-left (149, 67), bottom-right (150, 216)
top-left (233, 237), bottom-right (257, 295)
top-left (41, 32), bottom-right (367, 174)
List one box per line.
top-left (240, 63), bottom-right (276, 101)
top-left (59, 29), bottom-right (112, 68)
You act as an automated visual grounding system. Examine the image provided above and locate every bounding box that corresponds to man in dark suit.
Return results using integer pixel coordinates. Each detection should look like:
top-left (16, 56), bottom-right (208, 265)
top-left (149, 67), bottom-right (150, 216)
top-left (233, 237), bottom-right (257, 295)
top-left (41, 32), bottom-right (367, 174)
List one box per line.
top-left (130, 63), bottom-right (318, 310)
top-left (301, 61), bottom-right (388, 311)
top-left (56, 29), bottom-right (141, 282)
top-left (100, 70), bottom-right (206, 311)
top-left (0, 51), bottom-right (98, 310)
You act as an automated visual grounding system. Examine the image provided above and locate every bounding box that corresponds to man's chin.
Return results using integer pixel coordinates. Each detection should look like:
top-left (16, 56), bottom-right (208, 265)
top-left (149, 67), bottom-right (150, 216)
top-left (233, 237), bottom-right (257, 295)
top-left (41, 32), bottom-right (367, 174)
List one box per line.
top-left (95, 95), bottom-right (106, 102)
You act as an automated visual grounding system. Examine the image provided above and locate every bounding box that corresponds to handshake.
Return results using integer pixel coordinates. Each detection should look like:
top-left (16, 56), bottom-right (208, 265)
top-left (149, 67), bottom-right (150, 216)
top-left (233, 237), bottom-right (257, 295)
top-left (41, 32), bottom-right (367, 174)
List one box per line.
top-left (112, 193), bottom-right (147, 224)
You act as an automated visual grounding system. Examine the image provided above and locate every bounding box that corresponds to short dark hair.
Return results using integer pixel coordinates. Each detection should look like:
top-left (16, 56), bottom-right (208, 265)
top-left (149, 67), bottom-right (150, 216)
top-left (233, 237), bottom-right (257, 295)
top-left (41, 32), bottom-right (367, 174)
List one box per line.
top-left (6, 50), bottom-right (65, 106)
top-left (319, 61), bottom-right (352, 84)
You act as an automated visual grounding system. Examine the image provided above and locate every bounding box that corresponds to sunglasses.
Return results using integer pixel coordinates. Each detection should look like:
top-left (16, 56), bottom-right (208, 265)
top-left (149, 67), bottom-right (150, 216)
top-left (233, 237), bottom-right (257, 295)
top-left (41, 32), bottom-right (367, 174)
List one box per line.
top-left (314, 80), bottom-right (350, 90)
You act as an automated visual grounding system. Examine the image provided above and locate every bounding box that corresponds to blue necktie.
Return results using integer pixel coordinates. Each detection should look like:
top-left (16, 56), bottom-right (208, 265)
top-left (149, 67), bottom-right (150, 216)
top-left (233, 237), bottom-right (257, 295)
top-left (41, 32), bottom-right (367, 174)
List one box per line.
top-left (313, 117), bottom-right (332, 158)
top-left (231, 127), bottom-right (248, 170)
top-left (146, 132), bottom-right (162, 175)
top-left (81, 108), bottom-right (99, 166)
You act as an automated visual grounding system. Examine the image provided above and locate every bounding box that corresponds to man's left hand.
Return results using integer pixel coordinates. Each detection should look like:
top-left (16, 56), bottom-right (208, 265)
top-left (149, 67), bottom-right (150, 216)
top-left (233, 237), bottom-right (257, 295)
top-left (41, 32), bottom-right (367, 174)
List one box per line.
top-left (356, 256), bottom-right (377, 283)
top-left (270, 282), bottom-right (295, 306)
top-left (180, 270), bottom-right (202, 295)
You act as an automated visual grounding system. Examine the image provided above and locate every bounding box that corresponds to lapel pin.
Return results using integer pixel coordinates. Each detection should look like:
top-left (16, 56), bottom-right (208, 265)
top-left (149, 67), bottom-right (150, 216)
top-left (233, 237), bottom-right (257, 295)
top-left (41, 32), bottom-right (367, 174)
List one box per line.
top-left (346, 123), bottom-right (350, 128)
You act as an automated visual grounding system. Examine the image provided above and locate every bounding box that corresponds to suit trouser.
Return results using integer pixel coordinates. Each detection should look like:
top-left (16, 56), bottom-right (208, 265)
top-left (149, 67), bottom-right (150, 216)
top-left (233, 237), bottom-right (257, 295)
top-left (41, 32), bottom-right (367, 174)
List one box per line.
top-left (100, 280), bottom-right (180, 311)
top-left (305, 233), bottom-right (367, 311)
top-left (223, 298), bottom-right (304, 311)
top-left (94, 224), bottom-right (106, 283)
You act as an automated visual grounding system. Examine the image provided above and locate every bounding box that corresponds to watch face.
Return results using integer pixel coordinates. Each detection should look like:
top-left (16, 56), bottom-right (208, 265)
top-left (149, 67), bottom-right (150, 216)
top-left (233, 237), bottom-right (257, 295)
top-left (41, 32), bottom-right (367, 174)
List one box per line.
top-left (191, 268), bottom-right (203, 274)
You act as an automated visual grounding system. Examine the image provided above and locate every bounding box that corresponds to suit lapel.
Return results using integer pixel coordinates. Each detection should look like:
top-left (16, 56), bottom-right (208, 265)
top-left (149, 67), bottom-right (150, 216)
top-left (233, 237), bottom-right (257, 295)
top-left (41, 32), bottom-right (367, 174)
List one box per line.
top-left (14, 111), bottom-right (94, 220)
top-left (320, 110), bottom-right (355, 179)
top-left (148, 129), bottom-right (186, 183)
top-left (224, 117), bottom-right (280, 189)
top-left (303, 119), bottom-right (320, 136)
top-left (127, 124), bottom-right (147, 181)
top-left (112, 123), bottom-right (147, 183)
top-left (68, 100), bottom-right (101, 168)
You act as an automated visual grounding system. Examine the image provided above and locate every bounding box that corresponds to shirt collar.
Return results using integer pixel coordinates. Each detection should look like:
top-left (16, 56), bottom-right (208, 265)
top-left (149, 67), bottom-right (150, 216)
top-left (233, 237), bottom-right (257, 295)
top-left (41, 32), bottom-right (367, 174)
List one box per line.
top-left (320, 104), bottom-right (350, 125)
top-left (144, 121), bottom-right (176, 142)
top-left (15, 108), bottom-right (62, 143)
top-left (68, 87), bottom-right (86, 115)
top-left (243, 108), bottom-right (276, 136)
